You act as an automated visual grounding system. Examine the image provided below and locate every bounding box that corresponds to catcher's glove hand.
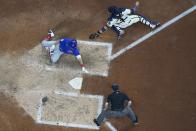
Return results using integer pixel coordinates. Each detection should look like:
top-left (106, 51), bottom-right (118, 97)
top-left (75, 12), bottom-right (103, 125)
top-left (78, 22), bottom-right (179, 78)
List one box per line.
top-left (89, 33), bottom-right (99, 40)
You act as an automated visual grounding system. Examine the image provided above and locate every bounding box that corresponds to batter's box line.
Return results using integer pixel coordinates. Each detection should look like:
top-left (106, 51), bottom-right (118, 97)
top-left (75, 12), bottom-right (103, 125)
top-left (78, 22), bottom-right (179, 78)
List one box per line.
top-left (78, 40), bottom-right (113, 77)
top-left (36, 90), bottom-right (104, 130)
top-left (78, 40), bottom-right (113, 61)
top-left (78, 40), bottom-right (113, 47)
top-left (37, 120), bottom-right (99, 130)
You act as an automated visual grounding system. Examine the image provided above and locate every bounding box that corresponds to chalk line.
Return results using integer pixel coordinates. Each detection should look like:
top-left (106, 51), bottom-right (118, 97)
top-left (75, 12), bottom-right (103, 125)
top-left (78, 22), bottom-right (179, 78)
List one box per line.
top-left (105, 121), bottom-right (118, 131)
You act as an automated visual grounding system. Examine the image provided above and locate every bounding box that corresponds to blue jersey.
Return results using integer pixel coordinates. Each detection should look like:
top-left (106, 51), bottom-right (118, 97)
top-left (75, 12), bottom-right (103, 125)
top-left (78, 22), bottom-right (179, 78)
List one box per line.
top-left (59, 38), bottom-right (80, 56)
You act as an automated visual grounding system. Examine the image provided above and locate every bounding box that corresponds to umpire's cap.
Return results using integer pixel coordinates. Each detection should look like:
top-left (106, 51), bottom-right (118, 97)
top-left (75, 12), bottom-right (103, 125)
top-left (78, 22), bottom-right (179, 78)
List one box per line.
top-left (112, 84), bottom-right (119, 91)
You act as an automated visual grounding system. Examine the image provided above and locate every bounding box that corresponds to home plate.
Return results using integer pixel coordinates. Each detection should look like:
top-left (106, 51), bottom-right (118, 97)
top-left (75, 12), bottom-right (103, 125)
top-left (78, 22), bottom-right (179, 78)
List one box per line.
top-left (69, 77), bottom-right (83, 90)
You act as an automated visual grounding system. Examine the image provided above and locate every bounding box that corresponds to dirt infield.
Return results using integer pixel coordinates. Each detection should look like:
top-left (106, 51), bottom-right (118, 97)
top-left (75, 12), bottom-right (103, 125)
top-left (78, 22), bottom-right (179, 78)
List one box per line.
top-left (0, 0), bottom-right (196, 131)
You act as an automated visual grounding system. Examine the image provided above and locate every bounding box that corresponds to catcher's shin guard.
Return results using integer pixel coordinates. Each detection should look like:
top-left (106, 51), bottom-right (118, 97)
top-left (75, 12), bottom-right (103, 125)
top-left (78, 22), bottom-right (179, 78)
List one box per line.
top-left (139, 15), bottom-right (159, 29)
top-left (111, 26), bottom-right (125, 40)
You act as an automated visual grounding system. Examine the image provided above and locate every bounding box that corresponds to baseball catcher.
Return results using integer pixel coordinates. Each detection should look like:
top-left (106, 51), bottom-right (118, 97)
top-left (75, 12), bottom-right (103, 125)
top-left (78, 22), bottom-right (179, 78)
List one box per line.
top-left (41, 30), bottom-right (88, 73)
top-left (89, 1), bottom-right (160, 40)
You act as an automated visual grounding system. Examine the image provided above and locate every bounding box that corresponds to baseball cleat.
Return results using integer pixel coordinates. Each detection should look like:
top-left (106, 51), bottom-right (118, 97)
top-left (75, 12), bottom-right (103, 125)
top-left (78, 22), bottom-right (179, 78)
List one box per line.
top-left (151, 22), bottom-right (161, 29)
top-left (133, 116), bottom-right (139, 126)
top-left (117, 30), bottom-right (125, 40)
top-left (117, 34), bottom-right (124, 40)
top-left (48, 29), bottom-right (55, 37)
top-left (93, 119), bottom-right (100, 127)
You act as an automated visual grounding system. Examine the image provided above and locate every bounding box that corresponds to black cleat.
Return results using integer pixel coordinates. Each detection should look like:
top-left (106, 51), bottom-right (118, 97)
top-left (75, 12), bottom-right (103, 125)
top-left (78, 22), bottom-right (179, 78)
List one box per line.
top-left (93, 119), bottom-right (100, 127)
top-left (151, 21), bottom-right (161, 29)
top-left (133, 116), bottom-right (139, 126)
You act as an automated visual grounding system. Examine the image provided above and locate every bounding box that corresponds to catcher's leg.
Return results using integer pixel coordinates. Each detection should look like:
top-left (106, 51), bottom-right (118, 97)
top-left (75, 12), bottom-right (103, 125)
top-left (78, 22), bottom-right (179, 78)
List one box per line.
top-left (111, 26), bottom-right (125, 40)
top-left (138, 14), bottom-right (160, 29)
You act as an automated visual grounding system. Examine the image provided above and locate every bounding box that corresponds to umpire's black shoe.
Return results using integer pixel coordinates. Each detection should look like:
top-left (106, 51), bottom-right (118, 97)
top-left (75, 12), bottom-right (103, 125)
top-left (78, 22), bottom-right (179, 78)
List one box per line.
top-left (93, 119), bottom-right (100, 127)
top-left (133, 116), bottom-right (139, 126)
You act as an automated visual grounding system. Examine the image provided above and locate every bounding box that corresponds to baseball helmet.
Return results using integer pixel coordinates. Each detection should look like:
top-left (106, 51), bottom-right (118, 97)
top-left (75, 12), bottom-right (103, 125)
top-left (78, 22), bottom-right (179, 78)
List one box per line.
top-left (108, 6), bottom-right (118, 14)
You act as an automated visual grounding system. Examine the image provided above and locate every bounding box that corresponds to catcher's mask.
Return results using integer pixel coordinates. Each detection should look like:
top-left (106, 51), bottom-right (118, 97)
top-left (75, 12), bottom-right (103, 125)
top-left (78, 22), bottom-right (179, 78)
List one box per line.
top-left (108, 6), bottom-right (121, 15)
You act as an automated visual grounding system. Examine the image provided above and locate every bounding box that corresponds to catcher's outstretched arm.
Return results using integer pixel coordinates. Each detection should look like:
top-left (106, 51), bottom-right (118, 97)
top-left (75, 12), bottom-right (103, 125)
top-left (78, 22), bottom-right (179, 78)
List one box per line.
top-left (89, 25), bottom-right (110, 39)
top-left (97, 25), bottom-right (109, 34)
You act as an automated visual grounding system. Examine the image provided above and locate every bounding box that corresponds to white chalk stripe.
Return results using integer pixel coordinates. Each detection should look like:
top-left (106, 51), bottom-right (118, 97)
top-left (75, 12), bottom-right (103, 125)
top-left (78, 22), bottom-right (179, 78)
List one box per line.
top-left (55, 91), bottom-right (79, 97)
top-left (78, 40), bottom-right (113, 66)
top-left (37, 120), bottom-right (99, 130)
top-left (107, 43), bottom-right (113, 61)
top-left (111, 5), bottom-right (196, 60)
top-left (97, 95), bottom-right (104, 116)
top-left (45, 66), bottom-right (109, 77)
top-left (78, 40), bottom-right (112, 47)
top-left (107, 45), bottom-right (112, 76)
top-left (36, 97), bottom-right (44, 122)
top-left (105, 121), bottom-right (118, 131)
top-left (87, 71), bottom-right (109, 77)
top-left (54, 90), bottom-right (104, 100)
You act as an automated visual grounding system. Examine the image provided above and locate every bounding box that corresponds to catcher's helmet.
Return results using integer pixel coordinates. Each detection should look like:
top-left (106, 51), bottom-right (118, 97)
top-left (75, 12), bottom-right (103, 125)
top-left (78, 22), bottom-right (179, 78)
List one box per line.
top-left (108, 6), bottom-right (118, 14)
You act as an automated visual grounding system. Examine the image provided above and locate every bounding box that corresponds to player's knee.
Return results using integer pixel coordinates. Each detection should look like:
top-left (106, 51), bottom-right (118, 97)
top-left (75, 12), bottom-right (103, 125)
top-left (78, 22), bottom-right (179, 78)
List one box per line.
top-left (76, 55), bottom-right (81, 60)
top-left (41, 40), bottom-right (48, 46)
top-left (51, 57), bottom-right (58, 63)
top-left (111, 26), bottom-right (121, 35)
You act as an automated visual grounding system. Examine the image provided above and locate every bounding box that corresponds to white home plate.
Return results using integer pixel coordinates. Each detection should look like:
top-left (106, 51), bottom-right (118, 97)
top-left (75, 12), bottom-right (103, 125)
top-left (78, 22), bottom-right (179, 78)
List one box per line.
top-left (69, 77), bottom-right (83, 90)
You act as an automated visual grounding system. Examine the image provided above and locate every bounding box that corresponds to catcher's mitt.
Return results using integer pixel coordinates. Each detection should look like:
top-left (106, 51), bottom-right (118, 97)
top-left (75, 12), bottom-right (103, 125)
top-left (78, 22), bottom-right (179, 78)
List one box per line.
top-left (89, 33), bottom-right (99, 40)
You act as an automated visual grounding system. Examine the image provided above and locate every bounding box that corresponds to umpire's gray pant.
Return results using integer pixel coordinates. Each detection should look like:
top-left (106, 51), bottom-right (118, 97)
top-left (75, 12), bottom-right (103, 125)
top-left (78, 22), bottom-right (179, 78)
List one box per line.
top-left (96, 106), bottom-right (137, 125)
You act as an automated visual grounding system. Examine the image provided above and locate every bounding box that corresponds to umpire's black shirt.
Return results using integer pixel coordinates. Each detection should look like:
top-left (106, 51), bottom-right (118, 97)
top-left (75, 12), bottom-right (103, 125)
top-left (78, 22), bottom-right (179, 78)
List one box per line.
top-left (107, 91), bottom-right (130, 111)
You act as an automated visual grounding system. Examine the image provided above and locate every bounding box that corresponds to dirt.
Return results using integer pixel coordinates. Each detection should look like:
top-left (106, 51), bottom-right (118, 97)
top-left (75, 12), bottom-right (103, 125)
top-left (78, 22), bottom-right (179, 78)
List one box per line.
top-left (0, 0), bottom-right (196, 131)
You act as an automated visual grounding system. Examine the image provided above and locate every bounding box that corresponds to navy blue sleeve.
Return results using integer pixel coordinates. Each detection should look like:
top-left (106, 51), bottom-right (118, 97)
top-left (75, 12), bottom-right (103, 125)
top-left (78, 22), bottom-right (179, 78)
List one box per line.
top-left (123, 93), bottom-right (130, 101)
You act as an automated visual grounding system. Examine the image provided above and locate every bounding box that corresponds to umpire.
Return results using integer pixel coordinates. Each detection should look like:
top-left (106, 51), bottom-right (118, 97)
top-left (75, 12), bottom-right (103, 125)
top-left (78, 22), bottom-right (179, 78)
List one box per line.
top-left (94, 84), bottom-right (138, 126)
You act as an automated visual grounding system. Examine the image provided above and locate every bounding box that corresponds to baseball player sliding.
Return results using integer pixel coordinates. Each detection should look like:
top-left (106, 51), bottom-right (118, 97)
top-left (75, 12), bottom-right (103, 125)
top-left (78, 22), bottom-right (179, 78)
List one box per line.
top-left (41, 30), bottom-right (88, 73)
top-left (89, 1), bottom-right (160, 40)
